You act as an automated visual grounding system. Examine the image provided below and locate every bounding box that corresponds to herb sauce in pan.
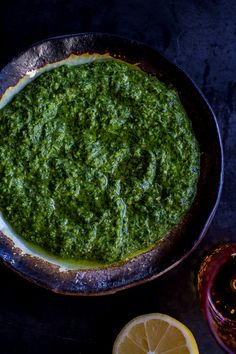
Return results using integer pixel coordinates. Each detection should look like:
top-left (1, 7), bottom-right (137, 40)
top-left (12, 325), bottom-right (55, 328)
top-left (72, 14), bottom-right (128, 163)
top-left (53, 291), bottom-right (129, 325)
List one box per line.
top-left (0, 60), bottom-right (200, 264)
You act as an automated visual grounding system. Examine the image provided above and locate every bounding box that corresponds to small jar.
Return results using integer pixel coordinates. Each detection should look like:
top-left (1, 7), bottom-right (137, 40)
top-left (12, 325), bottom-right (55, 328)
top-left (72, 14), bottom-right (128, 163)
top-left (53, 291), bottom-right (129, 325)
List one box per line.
top-left (198, 243), bottom-right (236, 353)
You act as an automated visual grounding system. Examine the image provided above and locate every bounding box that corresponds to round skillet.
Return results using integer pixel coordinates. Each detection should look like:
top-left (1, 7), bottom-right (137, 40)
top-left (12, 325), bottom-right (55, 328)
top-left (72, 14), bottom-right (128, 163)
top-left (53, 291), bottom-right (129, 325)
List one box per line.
top-left (0, 33), bottom-right (223, 295)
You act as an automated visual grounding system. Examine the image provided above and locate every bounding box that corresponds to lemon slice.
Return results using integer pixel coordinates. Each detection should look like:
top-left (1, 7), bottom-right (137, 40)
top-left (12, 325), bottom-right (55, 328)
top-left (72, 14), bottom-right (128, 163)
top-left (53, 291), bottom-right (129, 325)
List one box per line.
top-left (113, 313), bottom-right (199, 354)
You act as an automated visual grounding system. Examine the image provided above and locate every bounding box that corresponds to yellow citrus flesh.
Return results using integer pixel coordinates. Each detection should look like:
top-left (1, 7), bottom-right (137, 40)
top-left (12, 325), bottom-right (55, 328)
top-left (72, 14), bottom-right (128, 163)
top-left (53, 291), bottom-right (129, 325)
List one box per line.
top-left (113, 313), bottom-right (199, 354)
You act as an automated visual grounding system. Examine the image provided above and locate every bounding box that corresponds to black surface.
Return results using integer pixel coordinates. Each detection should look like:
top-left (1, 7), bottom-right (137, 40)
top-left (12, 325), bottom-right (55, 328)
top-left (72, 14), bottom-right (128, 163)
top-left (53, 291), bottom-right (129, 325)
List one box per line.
top-left (0, 0), bottom-right (235, 353)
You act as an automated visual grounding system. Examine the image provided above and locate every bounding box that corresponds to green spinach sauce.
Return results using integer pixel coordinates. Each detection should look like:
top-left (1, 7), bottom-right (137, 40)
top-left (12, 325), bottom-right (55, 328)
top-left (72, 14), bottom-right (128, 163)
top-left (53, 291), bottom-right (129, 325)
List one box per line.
top-left (0, 59), bottom-right (200, 264)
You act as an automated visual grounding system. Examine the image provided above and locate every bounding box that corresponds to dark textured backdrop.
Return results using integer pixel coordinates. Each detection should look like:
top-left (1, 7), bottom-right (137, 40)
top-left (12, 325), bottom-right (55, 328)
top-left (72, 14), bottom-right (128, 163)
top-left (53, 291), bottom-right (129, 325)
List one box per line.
top-left (0, 1), bottom-right (235, 353)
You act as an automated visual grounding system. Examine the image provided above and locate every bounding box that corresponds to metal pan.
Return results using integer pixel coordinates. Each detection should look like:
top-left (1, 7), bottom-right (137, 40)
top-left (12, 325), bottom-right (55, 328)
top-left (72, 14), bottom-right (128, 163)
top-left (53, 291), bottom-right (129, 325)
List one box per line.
top-left (0, 33), bottom-right (223, 295)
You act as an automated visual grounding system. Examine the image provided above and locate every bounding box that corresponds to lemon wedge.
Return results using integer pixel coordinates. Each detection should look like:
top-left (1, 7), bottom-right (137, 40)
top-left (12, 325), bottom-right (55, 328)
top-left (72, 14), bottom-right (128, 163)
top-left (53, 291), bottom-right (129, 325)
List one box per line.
top-left (113, 313), bottom-right (199, 354)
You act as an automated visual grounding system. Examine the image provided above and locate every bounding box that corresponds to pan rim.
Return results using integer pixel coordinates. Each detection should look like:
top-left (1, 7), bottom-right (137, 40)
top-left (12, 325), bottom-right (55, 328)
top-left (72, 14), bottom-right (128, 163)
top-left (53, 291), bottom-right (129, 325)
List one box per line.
top-left (0, 32), bottom-right (224, 295)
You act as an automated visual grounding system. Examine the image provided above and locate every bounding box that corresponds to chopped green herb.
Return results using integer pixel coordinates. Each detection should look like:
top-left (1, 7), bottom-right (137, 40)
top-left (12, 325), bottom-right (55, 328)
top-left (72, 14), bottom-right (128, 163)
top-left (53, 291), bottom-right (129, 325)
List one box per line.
top-left (0, 60), bottom-right (200, 264)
